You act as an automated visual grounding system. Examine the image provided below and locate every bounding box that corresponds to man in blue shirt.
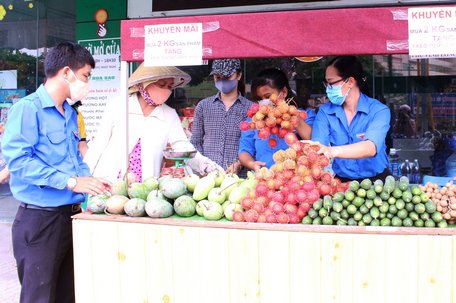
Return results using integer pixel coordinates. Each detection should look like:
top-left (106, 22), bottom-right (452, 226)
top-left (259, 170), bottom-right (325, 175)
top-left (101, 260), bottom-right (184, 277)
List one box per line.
top-left (2, 42), bottom-right (111, 303)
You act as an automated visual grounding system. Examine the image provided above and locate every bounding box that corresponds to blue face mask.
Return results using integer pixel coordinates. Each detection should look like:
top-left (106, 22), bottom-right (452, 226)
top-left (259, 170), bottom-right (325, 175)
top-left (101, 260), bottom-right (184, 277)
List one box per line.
top-left (215, 79), bottom-right (238, 94)
top-left (326, 81), bottom-right (351, 106)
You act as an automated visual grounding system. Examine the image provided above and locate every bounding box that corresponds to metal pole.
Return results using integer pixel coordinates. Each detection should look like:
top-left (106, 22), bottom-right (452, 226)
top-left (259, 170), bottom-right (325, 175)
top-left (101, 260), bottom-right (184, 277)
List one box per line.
top-left (120, 61), bottom-right (129, 178)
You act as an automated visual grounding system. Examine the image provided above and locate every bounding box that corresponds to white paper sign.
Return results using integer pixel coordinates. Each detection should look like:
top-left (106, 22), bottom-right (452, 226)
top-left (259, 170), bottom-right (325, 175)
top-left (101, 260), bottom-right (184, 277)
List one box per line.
top-left (0, 70), bottom-right (17, 89)
top-left (144, 23), bottom-right (203, 66)
top-left (408, 7), bottom-right (456, 59)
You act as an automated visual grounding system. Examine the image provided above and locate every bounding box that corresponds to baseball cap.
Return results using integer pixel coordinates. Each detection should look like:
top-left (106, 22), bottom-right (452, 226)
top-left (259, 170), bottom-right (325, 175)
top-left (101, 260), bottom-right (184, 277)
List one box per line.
top-left (209, 59), bottom-right (241, 78)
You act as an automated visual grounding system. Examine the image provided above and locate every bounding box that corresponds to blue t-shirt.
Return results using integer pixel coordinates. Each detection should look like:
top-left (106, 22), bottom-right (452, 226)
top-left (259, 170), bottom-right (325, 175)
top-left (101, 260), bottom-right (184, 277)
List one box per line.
top-left (311, 93), bottom-right (390, 179)
top-left (239, 108), bottom-right (316, 168)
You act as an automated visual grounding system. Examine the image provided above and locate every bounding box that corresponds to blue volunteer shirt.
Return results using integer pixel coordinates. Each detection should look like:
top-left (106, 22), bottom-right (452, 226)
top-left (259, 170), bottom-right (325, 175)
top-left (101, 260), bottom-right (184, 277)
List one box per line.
top-left (2, 85), bottom-right (91, 207)
top-left (311, 93), bottom-right (390, 179)
top-left (239, 108), bottom-right (316, 168)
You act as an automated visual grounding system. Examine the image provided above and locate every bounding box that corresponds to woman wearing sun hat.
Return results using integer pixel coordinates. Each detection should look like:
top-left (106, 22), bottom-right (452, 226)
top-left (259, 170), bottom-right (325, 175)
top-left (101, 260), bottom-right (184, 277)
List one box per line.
top-left (84, 63), bottom-right (221, 182)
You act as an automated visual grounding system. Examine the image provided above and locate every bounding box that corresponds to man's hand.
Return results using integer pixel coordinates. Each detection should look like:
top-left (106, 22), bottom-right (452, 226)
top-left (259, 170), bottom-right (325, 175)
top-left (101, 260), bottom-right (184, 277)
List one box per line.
top-left (226, 160), bottom-right (241, 174)
top-left (72, 177), bottom-right (112, 196)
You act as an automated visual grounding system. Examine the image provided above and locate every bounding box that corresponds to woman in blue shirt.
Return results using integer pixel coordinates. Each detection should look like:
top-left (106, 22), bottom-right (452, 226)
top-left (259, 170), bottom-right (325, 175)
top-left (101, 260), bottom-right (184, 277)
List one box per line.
top-left (239, 68), bottom-right (315, 171)
top-left (310, 56), bottom-right (391, 182)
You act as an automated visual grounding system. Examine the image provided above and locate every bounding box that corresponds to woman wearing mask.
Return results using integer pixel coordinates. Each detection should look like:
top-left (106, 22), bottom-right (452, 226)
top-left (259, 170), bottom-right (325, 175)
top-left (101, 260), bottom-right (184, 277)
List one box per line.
top-left (308, 56), bottom-right (391, 182)
top-left (84, 63), bottom-right (221, 182)
top-left (239, 68), bottom-right (315, 171)
top-left (191, 59), bottom-right (253, 174)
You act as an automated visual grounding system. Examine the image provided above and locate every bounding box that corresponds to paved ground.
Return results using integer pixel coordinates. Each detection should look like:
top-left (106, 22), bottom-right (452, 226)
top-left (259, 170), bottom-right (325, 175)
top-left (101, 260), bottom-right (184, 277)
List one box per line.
top-left (0, 183), bottom-right (21, 302)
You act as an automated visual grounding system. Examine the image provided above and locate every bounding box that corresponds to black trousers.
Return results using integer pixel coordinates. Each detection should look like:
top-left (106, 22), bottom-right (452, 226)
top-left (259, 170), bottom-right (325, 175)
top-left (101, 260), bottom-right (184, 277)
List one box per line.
top-left (12, 206), bottom-right (80, 303)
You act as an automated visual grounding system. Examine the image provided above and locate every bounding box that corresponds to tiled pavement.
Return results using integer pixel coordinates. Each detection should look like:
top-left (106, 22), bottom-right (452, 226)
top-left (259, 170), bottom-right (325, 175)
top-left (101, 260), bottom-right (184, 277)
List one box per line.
top-left (0, 184), bottom-right (21, 303)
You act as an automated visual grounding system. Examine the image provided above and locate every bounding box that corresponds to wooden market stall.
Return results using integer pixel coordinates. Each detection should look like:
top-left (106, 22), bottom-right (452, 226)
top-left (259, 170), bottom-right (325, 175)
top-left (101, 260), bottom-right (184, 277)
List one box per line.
top-left (73, 3), bottom-right (456, 303)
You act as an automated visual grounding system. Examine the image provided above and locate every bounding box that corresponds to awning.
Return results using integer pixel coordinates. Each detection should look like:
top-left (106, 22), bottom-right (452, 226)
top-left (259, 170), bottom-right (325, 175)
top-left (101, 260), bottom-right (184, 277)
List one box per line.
top-left (120, 5), bottom-right (452, 61)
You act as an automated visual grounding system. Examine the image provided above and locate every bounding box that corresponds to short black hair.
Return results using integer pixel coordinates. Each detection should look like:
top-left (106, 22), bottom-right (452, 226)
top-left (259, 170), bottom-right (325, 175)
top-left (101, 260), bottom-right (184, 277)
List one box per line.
top-left (44, 42), bottom-right (95, 78)
top-left (327, 56), bottom-right (370, 96)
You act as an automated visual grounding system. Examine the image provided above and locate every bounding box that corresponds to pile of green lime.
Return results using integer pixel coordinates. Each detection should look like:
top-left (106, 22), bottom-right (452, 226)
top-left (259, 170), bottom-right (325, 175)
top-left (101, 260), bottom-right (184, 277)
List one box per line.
top-left (302, 176), bottom-right (448, 228)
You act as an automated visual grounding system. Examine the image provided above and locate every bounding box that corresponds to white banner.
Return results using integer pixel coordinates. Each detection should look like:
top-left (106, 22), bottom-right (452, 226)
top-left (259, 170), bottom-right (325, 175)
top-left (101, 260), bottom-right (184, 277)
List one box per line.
top-left (144, 23), bottom-right (203, 66)
top-left (408, 7), bottom-right (456, 59)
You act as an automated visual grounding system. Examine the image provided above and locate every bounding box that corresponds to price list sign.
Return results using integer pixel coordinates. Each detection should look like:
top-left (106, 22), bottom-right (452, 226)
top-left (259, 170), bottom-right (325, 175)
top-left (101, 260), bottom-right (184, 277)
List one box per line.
top-left (144, 23), bottom-right (203, 66)
top-left (408, 7), bottom-right (456, 59)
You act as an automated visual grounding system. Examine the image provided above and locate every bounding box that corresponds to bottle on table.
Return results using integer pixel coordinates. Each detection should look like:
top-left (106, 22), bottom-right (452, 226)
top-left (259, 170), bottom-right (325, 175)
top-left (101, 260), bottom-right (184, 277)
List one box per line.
top-left (411, 159), bottom-right (421, 184)
top-left (388, 148), bottom-right (401, 178)
top-left (400, 159), bottom-right (412, 182)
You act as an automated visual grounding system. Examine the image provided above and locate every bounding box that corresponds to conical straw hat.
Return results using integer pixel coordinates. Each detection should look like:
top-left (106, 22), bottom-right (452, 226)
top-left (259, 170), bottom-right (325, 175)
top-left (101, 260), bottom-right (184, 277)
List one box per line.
top-left (129, 63), bottom-right (191, 93)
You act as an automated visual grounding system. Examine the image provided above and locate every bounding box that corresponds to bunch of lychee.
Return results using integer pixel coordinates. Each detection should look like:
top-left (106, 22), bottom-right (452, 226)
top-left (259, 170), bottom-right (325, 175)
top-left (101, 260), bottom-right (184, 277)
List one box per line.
top-left (233, 137), bottom-right (348, 224)
top-left (239, 94), bottom-right (308, 148)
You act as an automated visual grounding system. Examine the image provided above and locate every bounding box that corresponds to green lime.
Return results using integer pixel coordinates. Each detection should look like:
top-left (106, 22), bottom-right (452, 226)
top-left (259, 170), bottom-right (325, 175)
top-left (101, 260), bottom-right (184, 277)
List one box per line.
top-left (363, 214), bottom-right (373, 224)
top-left (409, 211), bottom-right (419, 221)
top-left (358, 221), bottom-right (366, 226)
top-left (402, 191), bottom-right (413, 203)
top-left (340, 210), bottom-right (349, 220)
top-left (388, 197), bottom-right (397, 205)
top-left (348, 218), bottom-right (357, 226)
top-left (319, 208), bottom-right (328, 218)
top-left (411, 185), bottom-right (422, 196)
top-left (347, 205), bottom-right (357, 215)
top-left (379, 213), bottom-right (386, 219)
top-left (431, 212), bottom-right (443, 223)
top-left (386, 213), bottom-right (393, 219)
top-left (373, 197), bottom-right (383, 207)
top-left (414, 203), bottom-right (426, 214)
top-left (374, 184), bottom-right (383, 194)
top-left (353, 212), bottom-right (363, 221)
top-left (420, 193), bottom-right (429, 203)
top-left (392, 188), bottom-right (403, 199)
top-left (302, 216), bottom-right (312, 224)
top-left (308, 209), bottom-right (318, 219)
top-left (332, 202), bottom-right (343, 213)
top-left (345, 190), bottom-right (355, 202)
top-left (352, 197), bottom-right (364, 207)
top-left (374, 179), bottom-right (384, 187)
top-left (405, 203), bottom-right (415, 212)
top-left (395, 199), bottom-right (405, 210)
top-left (312, 217), bottom-right (322, 225)
top-left (333, 192), bottom-right (345, 202)
top-left (424, 220), bottom-right (436, 228)
top-left (366, 189), bottom-right (377, 200)
top-left (380, 218), bottom-right (391, 226)
top-left (349, 180), bottom-right (360, 192)
top-left (322, 216), bottom-right (333, 225)
top-left (330, 211), bottom-right (341, 221)
top-left (357, 188), bottom-right (367, 198)
top-left (420, 212), bottom-right (430, 221)
top-left (380, 191), bottom-right (390, 201)
top-left (370, 219), bottom-right (380, 226)
top-left (313, 199), bottom-right (323, 210)
top-left (359, 205), bottom-right (369, 215)
top-left (365, 199), bottom-right (374, 209)
top-left (379, 203), bottom-right (389, 213)
top-left (397, 209), bottom-right (408, 219)
top-left (402, 218), bottom-right (413, 227)
top-left (438, 220), bottom-right (448, 228)
top-left (370, 207), bottom-right (380, 219)
top-left (412, 195), bottom-right (422, 204)
top-left (388, 204), bottom-right (398, 215)
top-left (425, 202), bottom-right (436, 214)
top-left (414, 219), bottom-right (424, 227)
top-left (342, 199), bottom-right (350, 208)
top-left (391, 216), bottom-right (402, 227)
top-left (360, 179), bottom-right (373, 190)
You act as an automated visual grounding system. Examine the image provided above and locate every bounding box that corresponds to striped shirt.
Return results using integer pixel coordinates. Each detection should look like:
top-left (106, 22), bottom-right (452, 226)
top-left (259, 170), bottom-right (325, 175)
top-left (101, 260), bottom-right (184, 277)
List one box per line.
top-left (191, 93), bottom-right (253, 170)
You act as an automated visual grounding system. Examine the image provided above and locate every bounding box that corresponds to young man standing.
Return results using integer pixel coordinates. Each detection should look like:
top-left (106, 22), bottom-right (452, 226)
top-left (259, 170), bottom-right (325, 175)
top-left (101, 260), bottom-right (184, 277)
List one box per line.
top-left (2, 42), bottom-right (111, 303)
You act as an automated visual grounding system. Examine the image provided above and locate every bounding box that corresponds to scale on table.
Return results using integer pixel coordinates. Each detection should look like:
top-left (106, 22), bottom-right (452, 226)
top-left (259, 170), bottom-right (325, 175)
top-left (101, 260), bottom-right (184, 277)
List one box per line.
top-left (162, 148), bottom-right (197, 177)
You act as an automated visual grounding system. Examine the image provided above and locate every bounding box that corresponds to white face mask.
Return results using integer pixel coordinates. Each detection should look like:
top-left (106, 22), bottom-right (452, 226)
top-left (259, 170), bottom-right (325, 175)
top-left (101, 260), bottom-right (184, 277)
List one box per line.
top-left (65, 69), bottom-right (90, 102)
top-left (259, 99), bottom-right (271, 106)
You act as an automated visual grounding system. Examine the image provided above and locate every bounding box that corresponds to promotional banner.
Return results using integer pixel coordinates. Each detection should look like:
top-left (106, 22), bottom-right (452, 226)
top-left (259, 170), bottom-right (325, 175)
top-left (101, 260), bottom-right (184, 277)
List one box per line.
top-left (408, 7), bottom-right (456, 59)
top-left (78, 38), bottom-right (121, 140)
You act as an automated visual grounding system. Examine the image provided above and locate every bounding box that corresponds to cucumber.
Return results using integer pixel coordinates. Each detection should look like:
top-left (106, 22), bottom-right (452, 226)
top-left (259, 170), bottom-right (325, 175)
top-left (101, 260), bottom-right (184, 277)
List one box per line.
top-left (384, 175), bottom-right (396, 194)
top-left (398, 176), bottom-right (410, 191)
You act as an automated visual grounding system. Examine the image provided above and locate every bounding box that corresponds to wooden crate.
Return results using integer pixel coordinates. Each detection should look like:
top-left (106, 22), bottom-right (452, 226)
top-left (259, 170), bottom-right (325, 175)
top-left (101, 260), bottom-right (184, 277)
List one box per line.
top-left (72, 214), bottom-right (456, 303)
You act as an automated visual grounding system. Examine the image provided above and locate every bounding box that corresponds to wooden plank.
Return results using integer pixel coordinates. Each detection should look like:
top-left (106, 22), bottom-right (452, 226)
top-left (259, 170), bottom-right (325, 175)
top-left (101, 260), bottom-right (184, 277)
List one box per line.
top-left (384, 235), bottom-right (419, 303)
top-left (144, 224), bottom-right (175, 303)
top-left (417, 235), bottom-right (452, 303)
top-left (320, 233), bottom-right (354, 303)
top-left (228, 229), bottom-right (260, 303)
top-left (352, 235), bottom-right (386, 303)
top-left (117, 223), bottom-right (148, 303)
top-left (258, 230), bottom-right (290, 303)
top-left (289, 232), bottom-right (322, 303)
